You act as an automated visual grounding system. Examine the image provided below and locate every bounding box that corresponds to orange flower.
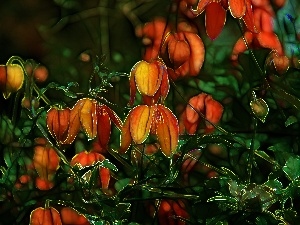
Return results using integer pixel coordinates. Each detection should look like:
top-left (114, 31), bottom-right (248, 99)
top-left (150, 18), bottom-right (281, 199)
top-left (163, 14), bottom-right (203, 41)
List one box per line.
top-left (180, 93), bottom-right (223, 134)
top-left (180, 0), bottom-right (255, 39)
top-left (47, 98), bottom-right (122, 151)
top-left (33, 138), bottom-right (60, 190)
top-left (231, 6), bottom-right (283, 60)
top-left (47, 107), bottom-right (71, 144)
top-left (129, 60), bottom-right (169, 105)
top-left (30, 206), bottom-right (62, 225)
top-left (70, 151), bottom-right (110, 189)
top-left (120, 104), bottom-right (179, 157)
top-left (162, 31), bottom-right (205, 79)
top-left (0, 64), bottom-right (24, 99)
top-left (136, 17), bottom-right (171, 61)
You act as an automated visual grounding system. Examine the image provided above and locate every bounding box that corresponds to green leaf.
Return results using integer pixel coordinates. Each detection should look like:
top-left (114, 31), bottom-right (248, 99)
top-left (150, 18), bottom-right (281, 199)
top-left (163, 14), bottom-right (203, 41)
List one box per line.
top-left (100, 159), bottom-right (118, 172)
top-left (254, 150), bottom-right (277, 165)
top-left (264, 179), bottom-right (282, 194)
top-left (115, 178), bottom-right (132, 192)
top-left (250, 98), bottom-right (269, 123)
top-left (255, 216), bottom-right (268, 225)
top-left (285, 116), bottom-right (298, 127)
top-left (283, 157), bottom-right (300, 180)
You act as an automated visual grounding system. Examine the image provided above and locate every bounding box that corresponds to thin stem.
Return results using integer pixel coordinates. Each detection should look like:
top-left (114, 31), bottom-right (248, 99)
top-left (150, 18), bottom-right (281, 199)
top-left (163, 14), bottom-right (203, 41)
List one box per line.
top-left (246, 117), bottom-right (257, 183)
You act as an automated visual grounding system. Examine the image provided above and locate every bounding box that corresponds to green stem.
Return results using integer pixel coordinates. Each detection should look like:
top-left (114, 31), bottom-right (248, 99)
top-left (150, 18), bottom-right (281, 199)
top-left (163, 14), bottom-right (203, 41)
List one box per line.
top-left (247, 117), bottom-right (257, 183)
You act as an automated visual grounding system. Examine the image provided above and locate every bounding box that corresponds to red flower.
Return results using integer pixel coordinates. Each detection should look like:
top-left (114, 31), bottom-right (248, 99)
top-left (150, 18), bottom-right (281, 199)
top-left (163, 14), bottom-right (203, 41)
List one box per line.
top-left (231, 6), bottom-right (283, 60)
top-left (179, 0), bottom-right (255, 40)
top-left (120, 104), bottom-right (179, 157)
top-left (180, 93), bottom-right (223, 134)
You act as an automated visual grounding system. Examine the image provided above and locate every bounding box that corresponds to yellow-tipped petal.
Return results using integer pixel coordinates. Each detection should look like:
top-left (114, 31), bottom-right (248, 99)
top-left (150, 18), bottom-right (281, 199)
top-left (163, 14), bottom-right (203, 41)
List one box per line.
top-left (3, 64), bottom-right (24, 99)
top-left (155, 105), bottom-right (179, 157)
top-left (79, 98), bottom-right (98, 140)
top-left (134, 60), bottom-right (162, 96)
top-left (130, 105), bottom-right (153, 144)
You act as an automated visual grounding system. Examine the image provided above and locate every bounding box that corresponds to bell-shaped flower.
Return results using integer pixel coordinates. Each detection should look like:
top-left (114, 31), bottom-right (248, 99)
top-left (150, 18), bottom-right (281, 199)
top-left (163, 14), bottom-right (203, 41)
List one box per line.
top-left (135, 17), bottom-right (171, 61)
top-left (180, 93), bottom-right (223, 134)
top-left (70, 150), bottom-right (110, 189)
top-left (33, 138), bottom-right (60, 190)
top-left (48, 98), bottom-right (122, 149)
top-left (129, 60), bottom-right (169, 105)
top-left (120, 104), bottom-right (179, 157)
top-left (46, 107), bottom-right (71, 144)
top-left (161, 31), bottom-right (205, 79)
top-left (0, 64), bottom-right (24, 99)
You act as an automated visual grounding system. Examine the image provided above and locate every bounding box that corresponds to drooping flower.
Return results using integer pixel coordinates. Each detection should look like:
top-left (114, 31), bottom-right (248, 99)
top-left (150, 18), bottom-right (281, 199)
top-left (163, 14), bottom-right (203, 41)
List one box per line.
top-left (47, 98), bottom-right (122, 151)
top-left (70, 150), bottom-right (110, 189)
top-left (129, 60), bottom-right (170, 105)
top-left (33, 138), bottom-right (60, 190)
top-left (179, 0), bottom-right (256, 40)
top-left (0, 64), bottom-right (24, 99)
top-left (47, 107), bottom-right (71, 144)
top-left (161, 31), bottom-right (205, 79)
top-left (120, 104), bottom-right (179, 157)
top-left (180, 93), bottom-right (223, 134)
top-left (136, 17), bottom-right (171, 61)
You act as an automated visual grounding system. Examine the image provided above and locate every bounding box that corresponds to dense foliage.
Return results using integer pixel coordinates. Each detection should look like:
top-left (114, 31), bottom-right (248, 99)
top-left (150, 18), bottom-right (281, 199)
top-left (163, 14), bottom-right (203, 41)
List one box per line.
top-left (0, 0), bottom-right (300, 224)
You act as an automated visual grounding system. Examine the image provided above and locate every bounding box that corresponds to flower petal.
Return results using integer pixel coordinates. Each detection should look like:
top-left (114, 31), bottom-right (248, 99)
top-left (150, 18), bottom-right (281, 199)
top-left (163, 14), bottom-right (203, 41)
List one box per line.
top-left (134, 60), bottom-right (162, 96)
top-left (177, 32), bottom-right (205, 77)
top-left (229, 0), bottom-right (246, 18)
top-left (204, 95), bottom-right (223, 131)
top-left (97, 105), bottom-right (111, 151)
top-left (130, 105), bottom-right (153, 144)
top-left (0, 65), bottom-right (7, 92)
top-left (257, 32), bottom-right (283, 55)
top-left (159, 64), bottom-right (170, 102)
top-left (120, 114), bottom-right (132, 153)
top-left (99, 167), bottom-right (110, 189)
top-left (46, 108), bottom-right (70, 143)
top-left (101, 104), bottom-right (123, 129)
top-left (129, 67), bottom-right (137, 106)
top-left (33, 145), bottom-right (60, 181)
top-left (4, 64), bottom-right (24, 99)
top-left (231, 31), bottom-right (253, 60)
top-left (205, 2), bottom-right (227, 40)
top-left (79, 98), bottom-right (98, 140)
top-left (242, 0), bottom-right (256, 33)
top-left (190, 0), bottom-right (212, 15)
top-left (156, 105), bottom-right (179, 157)
top-left (63, 101), bottom-right (82, 144)
top-left (46, 108), bottom-right (59, 141)
top-left (168, 33), bottom-right (191, 68)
